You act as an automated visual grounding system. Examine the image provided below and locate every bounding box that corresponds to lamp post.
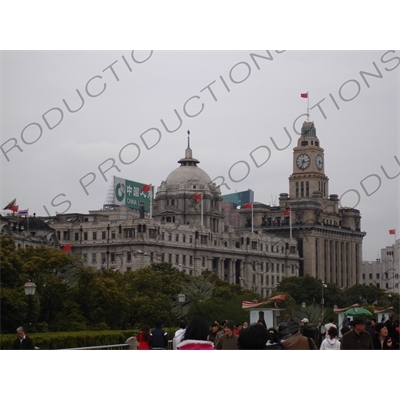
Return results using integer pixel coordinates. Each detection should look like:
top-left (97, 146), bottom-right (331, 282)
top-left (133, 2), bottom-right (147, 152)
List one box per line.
top-left (302, 301), bottom-right (306, 310)
top-left (178, 292), bottom-right (186, 320)
top-left (23, 280), bottom-right (37, 332)
top-left (321, 281), bottom-right (327, 322)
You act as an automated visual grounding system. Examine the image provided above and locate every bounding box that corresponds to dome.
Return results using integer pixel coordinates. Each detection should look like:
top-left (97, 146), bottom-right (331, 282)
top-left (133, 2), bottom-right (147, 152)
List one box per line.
top-left (164, 146), bottom-right (212, 186)
top-left (166, 165), bottom-right (212, 186)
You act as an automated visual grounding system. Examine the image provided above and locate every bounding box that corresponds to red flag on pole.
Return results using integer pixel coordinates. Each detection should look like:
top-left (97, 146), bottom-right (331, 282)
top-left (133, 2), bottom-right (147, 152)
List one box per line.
top-left (242, 203), bottom-right (252, 209)
top-left (193, 193), bottom-right (203, 201)
top-left (8, 205), bottom-right (19, 212)
top-left (301, 93), bottom-right (308, 98)
top-left (62, 244), bottom-right (72, 253)
top-left (389, 229), bottom-right (396, 235)
top-left (282, 209), bottom-right (290, 216)
top-left (142, 184), bottom-right (151, 192)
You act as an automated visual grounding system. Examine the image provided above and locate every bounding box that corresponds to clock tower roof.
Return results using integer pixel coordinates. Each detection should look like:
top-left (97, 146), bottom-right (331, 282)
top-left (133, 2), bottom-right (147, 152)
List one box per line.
top-left (301, 121), bottom-right (317, 138)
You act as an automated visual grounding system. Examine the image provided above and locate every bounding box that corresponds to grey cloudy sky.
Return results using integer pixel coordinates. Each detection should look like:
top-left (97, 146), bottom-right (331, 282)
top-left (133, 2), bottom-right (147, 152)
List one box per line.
top-left (1, 50), bottom-right (399, 260)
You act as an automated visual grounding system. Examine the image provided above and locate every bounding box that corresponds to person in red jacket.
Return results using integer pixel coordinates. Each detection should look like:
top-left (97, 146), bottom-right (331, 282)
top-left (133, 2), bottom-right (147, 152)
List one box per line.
top-left (137, 325), bottom-right (151, 350)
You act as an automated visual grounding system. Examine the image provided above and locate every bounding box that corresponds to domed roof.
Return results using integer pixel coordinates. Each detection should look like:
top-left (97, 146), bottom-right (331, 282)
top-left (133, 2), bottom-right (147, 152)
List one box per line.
top-left (165, 147), bottom-right (212, 186)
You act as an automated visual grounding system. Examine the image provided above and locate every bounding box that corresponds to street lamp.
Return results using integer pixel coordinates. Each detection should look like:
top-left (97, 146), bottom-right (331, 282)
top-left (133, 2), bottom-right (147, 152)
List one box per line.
top-left (321, 281), bottom-right (327, 322)
top-left (178, 292), bottom-right (186, 320)
top-left (23, 281), bottom-right (37, 332)
top-left (302, 301), bottom-right (306, 310)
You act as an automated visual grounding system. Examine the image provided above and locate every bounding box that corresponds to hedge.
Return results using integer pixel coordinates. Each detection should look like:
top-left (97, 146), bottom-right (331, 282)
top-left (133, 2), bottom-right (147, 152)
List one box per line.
top-left (0, 327), bottom-right (178, 350)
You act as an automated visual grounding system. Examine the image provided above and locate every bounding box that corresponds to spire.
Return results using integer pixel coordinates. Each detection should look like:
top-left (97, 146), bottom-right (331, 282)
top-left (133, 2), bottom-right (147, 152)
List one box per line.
top-left (179, 130), bottom-right (199, 166)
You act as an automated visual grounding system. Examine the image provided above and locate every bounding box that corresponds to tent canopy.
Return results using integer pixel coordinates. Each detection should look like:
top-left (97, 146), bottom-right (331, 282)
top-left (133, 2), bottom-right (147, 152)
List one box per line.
top-left (343, 307), bottom-right (372, 317)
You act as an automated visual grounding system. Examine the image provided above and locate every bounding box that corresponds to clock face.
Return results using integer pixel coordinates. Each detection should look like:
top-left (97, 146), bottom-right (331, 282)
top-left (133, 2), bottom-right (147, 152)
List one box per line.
top-left (296, 154), bottom-right (310, 169)
top-left (316, 154), bottom-right (323, 170)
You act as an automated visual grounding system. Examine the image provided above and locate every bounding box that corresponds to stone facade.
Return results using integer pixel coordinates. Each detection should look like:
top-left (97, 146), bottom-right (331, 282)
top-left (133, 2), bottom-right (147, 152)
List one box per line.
top-left (239, 121), bottom-right (366, 288)
top-left (362, 239), bottom-right (400, 292)
top-left (45, 145), bottom-right (300, 297)
top-left (0, 214), bottom-right (60, 249)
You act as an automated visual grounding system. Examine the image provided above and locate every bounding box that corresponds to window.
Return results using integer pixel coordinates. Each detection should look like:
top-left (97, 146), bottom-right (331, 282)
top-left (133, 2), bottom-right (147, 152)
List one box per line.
top-left (168, 233), bottom-right (172, 241)
top-left (92, 253), bottom-right (97, 263)
top-left (376, 273), bottom-right (380, 279)
top-left (369, 273), bottom-right (373, 279)
top-left (168, 254), bottom-right (172, 263)
top-left (175, 254), bottom-right (179, 264)
top-left (110, 252), bottom-right (115, 263)
top-left (272, 276), bottom-right (275, 285)
top-left (102, 231), bottom-right (106, 240)
top-left (63, 231), bottom-right (69, 240)
top-left (183, 235), bottom-right (186, 243)
top-left (149, 229), bottom-right (157, 239)
top-left (183, 255), bottom-right (186, 264)
top-left (75, 232), bottom-right (79, 241)
top-left (127, 252), bottom-right (132, 262)
top-left (161, 232), bottom-right (165, 240)
top-left (189, 236), bottom-right (193, 243)
top-left (92, 232), bottom-right (97, 240)
top-left (84, 232), bottom-right (88, 240)
top-left (176, 234), bottom-right (179, 242)
top-left (101, 253), bottom-right (106, 263)
top-left (190, 256), bottom-right (193, 265)
top-left (124, 229), bottom-right (134, 238)
top-left (83, 253), bottom-right (87, 262)
top-left (111, 231), bottom-right (116, 239)
top-left (251, 241), bottom-right (257, 250)
top-left (271, 263), bottom-right (274, 273)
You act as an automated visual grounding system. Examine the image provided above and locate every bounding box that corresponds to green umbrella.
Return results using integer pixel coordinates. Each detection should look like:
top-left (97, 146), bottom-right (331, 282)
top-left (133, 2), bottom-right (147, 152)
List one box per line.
top-left (343, 307), bottom-right (372, 317)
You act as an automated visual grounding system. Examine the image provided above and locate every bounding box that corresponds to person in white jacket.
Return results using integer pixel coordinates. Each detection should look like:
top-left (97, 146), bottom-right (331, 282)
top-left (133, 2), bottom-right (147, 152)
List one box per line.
top-left (172, 321), bottom-right (187, 350)
top-left (320, 326), bottom-right (341, 350)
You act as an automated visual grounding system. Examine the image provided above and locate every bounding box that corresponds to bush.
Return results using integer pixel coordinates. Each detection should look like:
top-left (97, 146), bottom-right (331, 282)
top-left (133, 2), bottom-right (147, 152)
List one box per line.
top-left (0, 330), bottom-right (137, 350)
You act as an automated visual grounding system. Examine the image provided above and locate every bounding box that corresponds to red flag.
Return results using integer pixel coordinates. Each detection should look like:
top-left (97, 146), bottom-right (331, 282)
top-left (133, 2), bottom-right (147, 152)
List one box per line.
top-left (282, 209), bottom-right (290, 216)
top-left (389, 229), bottom-right (396, 235)
top-left (142, 184), bottom-right (151, 192)
top-left (301, 93), bottom-right (308, 98)
top-left (193, 193), bottom-right (203, 201)
top-left (3, 198), bottom-right (17, 210)
top-left (8, 205), bottom-right (19, 212)
top-left (62, 244), bottom-right (72, 253)
top-left (242, 203), bottom-right (252, 209)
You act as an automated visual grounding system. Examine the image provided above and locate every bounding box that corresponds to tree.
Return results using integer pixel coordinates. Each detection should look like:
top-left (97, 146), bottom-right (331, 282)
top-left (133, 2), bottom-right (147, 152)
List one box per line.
top-left (276, 275), bottom-right (347, 308)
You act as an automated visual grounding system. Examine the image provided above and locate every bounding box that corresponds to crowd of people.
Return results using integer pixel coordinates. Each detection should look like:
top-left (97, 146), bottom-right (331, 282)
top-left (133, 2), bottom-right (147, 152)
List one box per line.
top-left (11, 315), bottom-right (400, 350)
top-left (168, 314), bottom-right (400, 350)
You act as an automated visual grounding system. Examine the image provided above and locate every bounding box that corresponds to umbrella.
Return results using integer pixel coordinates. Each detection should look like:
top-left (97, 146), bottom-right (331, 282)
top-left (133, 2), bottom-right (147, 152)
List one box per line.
top-left (343, 307), bottom-right (372, 317)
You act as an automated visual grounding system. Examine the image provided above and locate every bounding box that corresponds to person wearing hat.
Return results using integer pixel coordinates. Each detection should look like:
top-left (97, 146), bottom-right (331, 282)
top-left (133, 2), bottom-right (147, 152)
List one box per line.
top-left (340, 317), bottom-right (374, 350)
top-left (373, 323), bottom-right (397, 350)
top-left (282, 321), bottom-right (317, 350)
top-left (215, 320), bottom-right (239, 350)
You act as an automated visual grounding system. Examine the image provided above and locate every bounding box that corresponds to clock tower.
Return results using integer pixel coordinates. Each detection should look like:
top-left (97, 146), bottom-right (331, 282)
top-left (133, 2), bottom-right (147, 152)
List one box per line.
top-left (289, 121), bottom-right (329, 199)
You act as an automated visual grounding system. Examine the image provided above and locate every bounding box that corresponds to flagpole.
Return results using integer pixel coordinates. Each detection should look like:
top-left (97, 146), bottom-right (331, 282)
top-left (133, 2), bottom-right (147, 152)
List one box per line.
top-left (201, 197), bottom-right (203, 226)
top-left (289, 207), bottom-right (292, 239)
top-left (149, 186), bottom-right (152, 219)
top-left (251, 203), bottom-right (253, 233)
top-left (307, 92), bottom-right (310, 122)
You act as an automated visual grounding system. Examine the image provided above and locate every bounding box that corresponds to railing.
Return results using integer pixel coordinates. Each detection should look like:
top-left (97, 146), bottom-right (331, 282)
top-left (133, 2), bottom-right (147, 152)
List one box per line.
top-left (62, 340), bottom-right (174, 350)
top-left (64, 343), bottom-right (130, 350)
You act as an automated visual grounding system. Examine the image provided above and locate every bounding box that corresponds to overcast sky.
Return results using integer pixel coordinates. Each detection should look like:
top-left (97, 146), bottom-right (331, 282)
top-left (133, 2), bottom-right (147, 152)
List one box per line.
top-left (1, 50), bottom-right (399, 260)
